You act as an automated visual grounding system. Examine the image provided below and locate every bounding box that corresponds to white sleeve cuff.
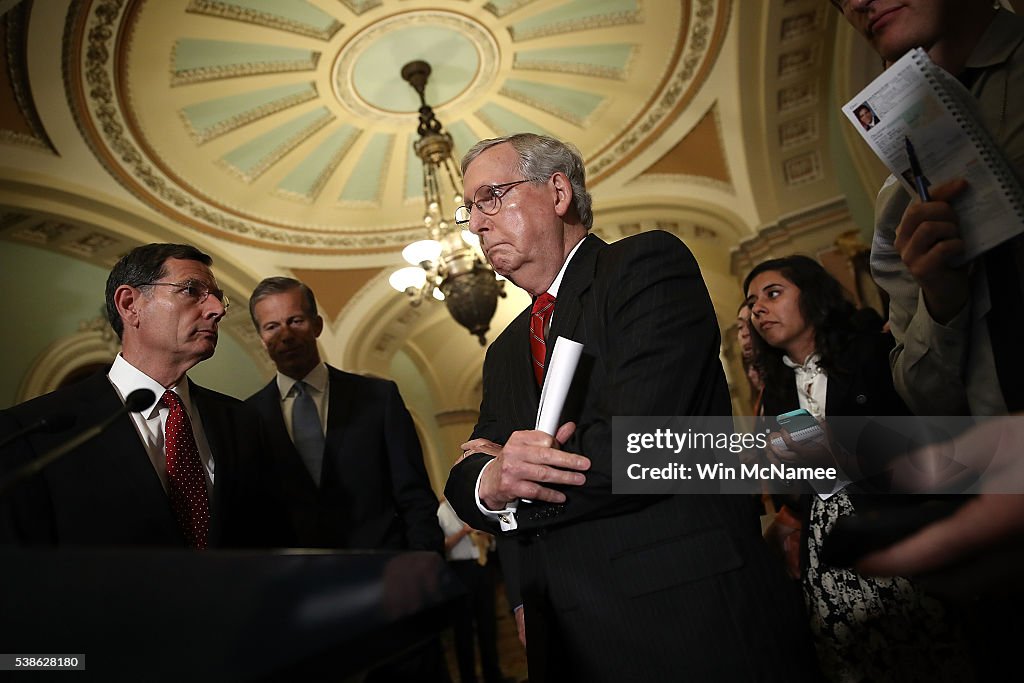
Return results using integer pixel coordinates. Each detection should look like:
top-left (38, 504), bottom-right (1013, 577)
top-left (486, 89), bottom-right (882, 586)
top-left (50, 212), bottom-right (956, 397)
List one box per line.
top-left (475, 460), bottom-right (519, 531)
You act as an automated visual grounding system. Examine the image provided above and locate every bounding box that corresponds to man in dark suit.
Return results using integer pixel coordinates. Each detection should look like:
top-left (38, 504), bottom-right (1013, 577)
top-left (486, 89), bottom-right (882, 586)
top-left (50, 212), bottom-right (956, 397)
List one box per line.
top-left (246, 277), bottom-right (448, 682)
top-left (445, 134), bottom-right (817, 681)
top-left (245, 277), bottom-right (442, 554)
top-left (0, 243), bottom-right (287, 548)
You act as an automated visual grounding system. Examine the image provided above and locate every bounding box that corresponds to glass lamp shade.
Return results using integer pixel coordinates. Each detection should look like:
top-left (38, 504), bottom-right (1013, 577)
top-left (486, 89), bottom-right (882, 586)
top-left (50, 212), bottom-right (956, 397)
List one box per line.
top-left (389, 266), bottom-right (427, 292)
top-left (402, 239), bottom-right (442, 266)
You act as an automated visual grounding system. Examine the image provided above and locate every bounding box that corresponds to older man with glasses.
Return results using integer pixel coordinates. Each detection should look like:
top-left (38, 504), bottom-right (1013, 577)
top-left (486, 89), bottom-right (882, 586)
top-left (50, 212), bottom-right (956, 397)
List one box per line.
top-left (0, 243), bottom-right (289, 549)
top-left (445, 133), bottom-right (818, 682)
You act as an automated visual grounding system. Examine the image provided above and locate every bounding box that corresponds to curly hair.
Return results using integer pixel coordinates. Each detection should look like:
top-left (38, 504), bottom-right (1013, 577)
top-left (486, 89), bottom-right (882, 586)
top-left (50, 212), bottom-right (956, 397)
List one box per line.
top-left (743, 255), bottom-right (858, 405)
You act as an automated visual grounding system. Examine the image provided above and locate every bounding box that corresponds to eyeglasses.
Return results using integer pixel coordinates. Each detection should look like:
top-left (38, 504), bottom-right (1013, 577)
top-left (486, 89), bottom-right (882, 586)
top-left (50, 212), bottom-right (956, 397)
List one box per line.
top-left (139, 279), bottom-right (230, 311)
top-left (454, 179), bottom-right (532, 224)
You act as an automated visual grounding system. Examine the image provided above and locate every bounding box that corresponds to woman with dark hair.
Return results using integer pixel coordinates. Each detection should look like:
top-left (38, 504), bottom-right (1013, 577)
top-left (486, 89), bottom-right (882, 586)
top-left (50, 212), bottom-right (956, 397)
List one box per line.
top-left (744, 255), bottom-right (971, 682)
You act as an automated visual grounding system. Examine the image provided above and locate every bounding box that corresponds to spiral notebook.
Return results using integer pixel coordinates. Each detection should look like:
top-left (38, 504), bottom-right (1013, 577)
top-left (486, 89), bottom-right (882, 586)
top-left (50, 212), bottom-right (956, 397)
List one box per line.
top-left (843, 47), bottom-right (1024, 263)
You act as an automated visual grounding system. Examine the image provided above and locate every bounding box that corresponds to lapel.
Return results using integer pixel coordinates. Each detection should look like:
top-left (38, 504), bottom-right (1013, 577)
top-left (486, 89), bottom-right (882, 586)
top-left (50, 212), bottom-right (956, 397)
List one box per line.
top-left (324, 366), bottom-right (355, 461)
top-left (187, 380), bottom-right (227, 538)
top-left (505, 307), bottom-right (541, 428)
top-left (69, 373), bottom-right (180, 536)
top-left (73, 373), bottom-right (152, 465)
top-left (189, 380), bottom-right (226, 466)
top-left (504, 235), bottom-right (603, 430)
top-left (253, 378), bottom-right (292, 445)
top-left (546, 234), bottom-right (602, 356)
top-left (255, 376), bottom-right (320, 494)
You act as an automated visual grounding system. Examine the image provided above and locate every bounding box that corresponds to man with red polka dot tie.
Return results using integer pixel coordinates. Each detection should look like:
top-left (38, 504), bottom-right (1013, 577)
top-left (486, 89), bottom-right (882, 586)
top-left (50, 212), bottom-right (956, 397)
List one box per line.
top-left (0, 243), bottom-right (289, 548)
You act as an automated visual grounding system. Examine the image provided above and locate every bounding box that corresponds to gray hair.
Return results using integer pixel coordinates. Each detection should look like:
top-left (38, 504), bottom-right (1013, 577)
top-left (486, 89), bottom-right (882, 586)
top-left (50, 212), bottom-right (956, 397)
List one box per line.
top-left (105, 243), bottom-right (212, 340)
top-left (461, 133), bottom-right (593, 230)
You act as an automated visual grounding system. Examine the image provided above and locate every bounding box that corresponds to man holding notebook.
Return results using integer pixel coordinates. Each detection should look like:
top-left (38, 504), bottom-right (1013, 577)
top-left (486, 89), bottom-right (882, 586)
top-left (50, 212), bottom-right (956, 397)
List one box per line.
top-left (835, 0), bottom-right (1024, 417)
top-left (834, 1), bottom-right (1024, 678)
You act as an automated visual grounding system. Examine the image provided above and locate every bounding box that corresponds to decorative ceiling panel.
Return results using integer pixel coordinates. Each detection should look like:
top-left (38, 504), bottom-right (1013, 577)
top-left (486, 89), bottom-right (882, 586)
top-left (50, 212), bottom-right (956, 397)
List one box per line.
top-left (64, 0), bottom-right (727, 253)
top-left (498, 79), bottom-right (604, 126)
top-left (185, 0), bottom-right (343, 40)
top-left (170, 39), bottom-right (320, 84)
top-left (0, 2), bottom-right (54, 152)
top-left (513, 44), bottom-right (635, 79)
top-left (508, 0), bottom-right (640, 41)
top-left (180, 82), bottom-right (318, 143)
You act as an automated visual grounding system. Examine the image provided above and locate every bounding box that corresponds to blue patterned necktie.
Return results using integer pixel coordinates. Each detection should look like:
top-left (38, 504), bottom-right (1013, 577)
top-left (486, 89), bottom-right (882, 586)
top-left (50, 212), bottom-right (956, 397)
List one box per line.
top-left (291, 381), bottom-right (325, 486)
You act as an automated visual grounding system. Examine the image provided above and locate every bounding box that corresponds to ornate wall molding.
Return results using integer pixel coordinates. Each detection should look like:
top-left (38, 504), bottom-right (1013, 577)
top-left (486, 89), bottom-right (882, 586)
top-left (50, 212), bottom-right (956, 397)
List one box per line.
top-left (17, 316), bottom-right (119, 403)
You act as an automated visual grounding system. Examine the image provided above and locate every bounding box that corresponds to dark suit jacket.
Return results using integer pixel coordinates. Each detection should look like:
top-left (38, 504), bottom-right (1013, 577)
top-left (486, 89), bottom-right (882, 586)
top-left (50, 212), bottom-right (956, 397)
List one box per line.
top-left (0, 372), bottom-right (289, 548)
top-left (759, 330), bottom-right (910, 421)
top-left (445, 232), bottom-right (817, 682)
top-left (246, 366), bottom-right (442, 554)
top-left (759, 330), bottom-right (923, 568)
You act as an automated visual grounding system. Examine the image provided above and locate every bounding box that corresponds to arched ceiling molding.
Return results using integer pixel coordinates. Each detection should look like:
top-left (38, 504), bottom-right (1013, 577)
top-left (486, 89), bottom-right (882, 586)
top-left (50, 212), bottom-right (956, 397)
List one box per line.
top-left (729, 196), bottom-right (857, 279)
top-left (830, 17), bottom-right (889, 207)
top-left (0, 185), bottom-right (275, 375)
top-left (0, 2), bottom-right (57, 152)
top-left (735, 0), bottom-right (844, 226)
top-left (17, 315), bottom-right (118, 402)
top-left (333, 268), bottom-right (429, 373)
top-left (333, 263), bottom-right (532, 405)
top-left (594, 198), bottom-right (748, 248)
top-left (0, 178), bottom-right (263, 307)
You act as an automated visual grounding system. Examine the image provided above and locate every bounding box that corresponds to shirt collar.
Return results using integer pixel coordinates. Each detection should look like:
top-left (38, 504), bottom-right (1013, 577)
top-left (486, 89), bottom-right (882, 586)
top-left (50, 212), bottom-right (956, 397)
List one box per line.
top-left (965, 8), bottom-right (1024, 71)
top-left (546, 235), bottom-right (587, 298)
top-left (276, 362), bottom-right (328, 400)
top-left (782, 352), bottom-right (821, 372)
top-left (107, 353), bottom-right (181, 419)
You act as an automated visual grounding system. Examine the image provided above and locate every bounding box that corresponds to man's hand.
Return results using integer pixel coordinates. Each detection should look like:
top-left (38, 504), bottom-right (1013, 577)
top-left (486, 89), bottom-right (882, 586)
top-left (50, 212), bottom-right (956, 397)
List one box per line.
top-left (853, 417), bottom-right (1024, 597)
top-left (894, 178), bottom-right (970, 324)
top-left (856, 493), bottom-right (1024, 576)
top-left (766, 421), bottom-right (860, 479)
top-left (466, 422), bottom-right (589, 511)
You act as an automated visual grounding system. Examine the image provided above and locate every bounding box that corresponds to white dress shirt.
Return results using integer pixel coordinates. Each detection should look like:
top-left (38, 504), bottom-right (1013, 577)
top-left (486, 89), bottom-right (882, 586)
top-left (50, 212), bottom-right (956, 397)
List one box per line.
top-left (781, 353), bottom-right (849, 498)
top-left (107, 354), bottom-right (215, 495)
top-left (275, 362), bottom-right (330, 440)
top-left (475, 236), bottom-right (587, 530)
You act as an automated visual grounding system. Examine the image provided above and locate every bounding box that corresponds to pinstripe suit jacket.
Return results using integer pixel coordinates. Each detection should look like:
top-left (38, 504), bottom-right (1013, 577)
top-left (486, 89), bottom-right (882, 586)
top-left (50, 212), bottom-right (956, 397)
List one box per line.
top-left (446, 232), bottom-right (817, 682)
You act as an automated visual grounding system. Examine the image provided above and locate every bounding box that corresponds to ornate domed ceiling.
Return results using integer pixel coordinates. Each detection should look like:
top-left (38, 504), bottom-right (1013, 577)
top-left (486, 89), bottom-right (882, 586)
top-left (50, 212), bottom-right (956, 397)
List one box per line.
top-left (65, 0), bottom-right (728, 254)
top-left (1, 0), bottom-right (895, 477)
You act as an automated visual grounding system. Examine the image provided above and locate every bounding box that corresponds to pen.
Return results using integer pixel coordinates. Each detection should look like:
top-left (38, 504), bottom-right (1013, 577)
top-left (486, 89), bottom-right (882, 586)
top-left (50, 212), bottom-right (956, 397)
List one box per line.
top-left (904, 136), bottom-right (931, 202)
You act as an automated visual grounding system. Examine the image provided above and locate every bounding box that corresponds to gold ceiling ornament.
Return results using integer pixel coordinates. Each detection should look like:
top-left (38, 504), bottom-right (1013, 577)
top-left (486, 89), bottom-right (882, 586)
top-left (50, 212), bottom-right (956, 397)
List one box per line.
top-left (389, 60), bottom-right (504, 346)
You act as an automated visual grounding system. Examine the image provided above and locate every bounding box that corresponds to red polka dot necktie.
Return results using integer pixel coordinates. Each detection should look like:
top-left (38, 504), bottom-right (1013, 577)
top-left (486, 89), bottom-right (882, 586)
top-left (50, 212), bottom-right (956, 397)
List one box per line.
top-left (162, 390), bottom-right (210, 549)
top-left (530, 292), bottom-right (556, 386)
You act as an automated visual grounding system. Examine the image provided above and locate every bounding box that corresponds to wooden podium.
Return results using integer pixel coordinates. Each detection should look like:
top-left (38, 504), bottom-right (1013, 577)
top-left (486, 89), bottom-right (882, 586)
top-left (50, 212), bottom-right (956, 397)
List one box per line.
top-left (0, 548), bottom-right (463, 680)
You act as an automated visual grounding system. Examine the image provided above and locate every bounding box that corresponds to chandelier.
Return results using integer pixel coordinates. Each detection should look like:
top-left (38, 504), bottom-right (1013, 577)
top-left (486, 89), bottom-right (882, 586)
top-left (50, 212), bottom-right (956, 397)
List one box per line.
top-left (388, 60), bottom-right (505, 346)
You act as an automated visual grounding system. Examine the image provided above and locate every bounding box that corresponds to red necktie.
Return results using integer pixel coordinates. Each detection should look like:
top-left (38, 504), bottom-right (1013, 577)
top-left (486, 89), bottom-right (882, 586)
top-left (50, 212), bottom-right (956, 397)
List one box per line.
top-left (530, 293), bottom-right (556, 386)
top-left (162, 390), bottom-right (210, 549)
